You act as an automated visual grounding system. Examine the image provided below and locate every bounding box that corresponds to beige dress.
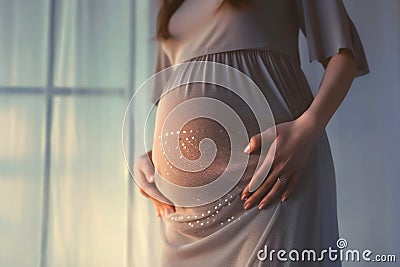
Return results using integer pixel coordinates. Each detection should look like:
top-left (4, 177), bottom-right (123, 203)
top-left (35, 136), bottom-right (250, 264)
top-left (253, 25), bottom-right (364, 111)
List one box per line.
top-left (150, 0), bottom-right (369, 266)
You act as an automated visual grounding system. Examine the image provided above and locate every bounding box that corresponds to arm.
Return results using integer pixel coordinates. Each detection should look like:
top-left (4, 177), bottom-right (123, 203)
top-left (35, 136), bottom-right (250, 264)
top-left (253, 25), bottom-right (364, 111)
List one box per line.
top-left (241, 48), bottom-right (357, 209)
top-left (299, 48), bottom-right (358, 137)
top-left (134, 44), bottom-right (176, 217)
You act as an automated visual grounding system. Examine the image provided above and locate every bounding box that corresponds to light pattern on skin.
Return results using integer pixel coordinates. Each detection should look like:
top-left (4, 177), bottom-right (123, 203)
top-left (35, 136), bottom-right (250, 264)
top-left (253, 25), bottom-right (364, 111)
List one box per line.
top-left (122, 61), bottom-right (276, 207)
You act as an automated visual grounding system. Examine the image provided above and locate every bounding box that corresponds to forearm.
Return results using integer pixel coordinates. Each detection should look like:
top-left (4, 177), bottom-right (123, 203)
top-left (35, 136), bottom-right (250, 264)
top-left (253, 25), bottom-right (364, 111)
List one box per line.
top-left (300, 48), bottom-right (358, 135)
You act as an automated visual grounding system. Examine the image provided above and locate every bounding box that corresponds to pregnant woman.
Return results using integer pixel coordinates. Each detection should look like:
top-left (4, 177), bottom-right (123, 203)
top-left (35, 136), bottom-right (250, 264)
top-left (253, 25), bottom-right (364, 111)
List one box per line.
top-left (134, 0), bottom-right (369, 266)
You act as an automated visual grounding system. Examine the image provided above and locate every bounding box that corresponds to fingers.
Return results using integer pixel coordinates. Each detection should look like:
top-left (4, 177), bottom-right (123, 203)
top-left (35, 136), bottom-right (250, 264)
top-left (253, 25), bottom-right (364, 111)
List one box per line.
top-left (135, 156), bottom-right (173, 205)
top-left (142, 157), bottom-right (155, 183)
top-left (243, 166), bottom-right (282, 209)
top-left (141, 187), bottom-right (175, 217)
top-left (136, 167), bottom-right (174, 206)
top-left (134, 153), bottom-right (155, 184)
top-left (140, 181), bottom-right (174, 205)
top-left (139, 187), bottom-right (148, 197)
top-left (243, 126), bottom-right (277, 193)
top-left (247, 141), bottom-right (276, 193)
top-left (281, 172), bottom-right (300, 202)
top-left (258, 176), bottom-right (288, 209)
top-left (243, 134), bottom-right (258, 153)
top-left (135, 152), bottom-right (176, 217)
top-left (139, 177), bottom-right (175, 211)
top-left (241, 184), bottom-right (250, 200)
top-left (243, 172), bottom-right (300, 210)
top-left (244, 126), bottom-right (276, 154)
top-left (150, 198), bottom-right (175, 217)
top-left (260, 126), bottom-right (276, 145)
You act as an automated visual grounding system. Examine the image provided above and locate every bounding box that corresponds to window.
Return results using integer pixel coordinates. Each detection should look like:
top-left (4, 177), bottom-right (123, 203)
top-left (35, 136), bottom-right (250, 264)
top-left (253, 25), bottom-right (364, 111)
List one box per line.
top-left (0, 0), bottom-right (159, 266)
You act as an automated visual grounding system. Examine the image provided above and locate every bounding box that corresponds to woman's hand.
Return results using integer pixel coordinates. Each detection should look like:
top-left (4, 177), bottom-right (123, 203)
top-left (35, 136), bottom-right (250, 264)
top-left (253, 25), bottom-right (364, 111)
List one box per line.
top-left (134, 150), bottom-right (175, 217)
top-left (241, 114), bottom-right (324, 209)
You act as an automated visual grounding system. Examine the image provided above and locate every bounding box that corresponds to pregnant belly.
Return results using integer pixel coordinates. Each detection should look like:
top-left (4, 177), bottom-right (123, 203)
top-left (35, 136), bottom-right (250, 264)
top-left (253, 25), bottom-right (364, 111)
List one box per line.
top-left (151, 82), bottom-right (270, 207)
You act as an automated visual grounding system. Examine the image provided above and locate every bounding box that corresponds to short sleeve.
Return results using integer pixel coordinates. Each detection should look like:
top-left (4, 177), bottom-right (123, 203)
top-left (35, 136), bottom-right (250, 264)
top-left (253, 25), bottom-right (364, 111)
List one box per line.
top-left (151, 44), bottom-right (172, 105)
top-left (296, 0), bottom-right (369, 77)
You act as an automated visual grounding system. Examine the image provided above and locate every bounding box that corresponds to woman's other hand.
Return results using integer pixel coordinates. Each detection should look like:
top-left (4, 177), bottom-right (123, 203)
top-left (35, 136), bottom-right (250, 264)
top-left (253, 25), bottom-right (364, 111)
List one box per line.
top-left (134, 150), bottom-right (175, 217)
top-left (241, 115), bottom-right (324, 209)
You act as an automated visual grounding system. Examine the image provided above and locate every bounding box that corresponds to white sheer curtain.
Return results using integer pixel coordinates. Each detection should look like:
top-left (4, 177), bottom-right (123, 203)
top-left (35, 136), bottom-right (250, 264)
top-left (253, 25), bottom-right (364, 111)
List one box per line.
top-left (0, 0), bottom-right (399, 267)
top-left (0, 0), bottom-right (160, 266)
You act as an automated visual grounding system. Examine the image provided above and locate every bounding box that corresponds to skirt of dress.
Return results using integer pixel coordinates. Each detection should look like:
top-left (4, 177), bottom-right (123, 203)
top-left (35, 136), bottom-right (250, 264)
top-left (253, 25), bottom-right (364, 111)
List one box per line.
top-left (151, 49), bottom-right (341, 267)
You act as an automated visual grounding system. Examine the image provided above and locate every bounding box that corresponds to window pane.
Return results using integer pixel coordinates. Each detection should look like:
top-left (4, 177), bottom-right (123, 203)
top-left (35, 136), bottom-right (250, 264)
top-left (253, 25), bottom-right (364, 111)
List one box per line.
top-left (0, 95), bottom-right (45, 267)
top-left (0, 0), bottom-right (49, 87)
top-left (53, 0), bottom-right (131, 88)
top-left (46, 96), bottom-right (127, 267)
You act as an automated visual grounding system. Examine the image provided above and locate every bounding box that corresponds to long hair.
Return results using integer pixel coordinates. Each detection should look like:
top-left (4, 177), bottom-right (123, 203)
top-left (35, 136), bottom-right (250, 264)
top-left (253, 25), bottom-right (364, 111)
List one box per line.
top-left (157, 0), bottom-right (250, 40)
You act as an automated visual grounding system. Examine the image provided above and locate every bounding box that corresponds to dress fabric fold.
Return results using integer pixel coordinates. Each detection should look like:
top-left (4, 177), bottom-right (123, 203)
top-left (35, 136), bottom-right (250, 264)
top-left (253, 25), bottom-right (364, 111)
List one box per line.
top-left (150, 1), bottom-right (369, 266)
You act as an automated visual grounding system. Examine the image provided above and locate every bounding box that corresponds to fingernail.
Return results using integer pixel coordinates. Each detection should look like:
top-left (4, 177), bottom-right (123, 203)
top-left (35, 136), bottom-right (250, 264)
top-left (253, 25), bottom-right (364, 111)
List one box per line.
top-left (243, 144), bottom-right (251, 154)
top-left (258, 203), bottom-right (265, 209)
top-left (281, 196), bottom-right (286, 202)
top-left (148, 175), bottom-right (154, 183)
top-left (241, 193), bottom-right (247, 200)
top-left (244, 202), bottom-right (250, 210)
top-left (248, 182), bottom-right (257, 193)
